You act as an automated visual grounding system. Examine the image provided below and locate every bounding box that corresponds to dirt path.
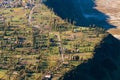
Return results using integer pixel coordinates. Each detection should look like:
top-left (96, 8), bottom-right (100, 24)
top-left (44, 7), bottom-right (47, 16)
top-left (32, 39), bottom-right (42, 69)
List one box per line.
top-left (28, 4), bottom-right (40, 24)
top-left (38, 32), bottom-right (65, 80)
top-left (28, 6), bottom-right (36, 24)
top-left (57, 32), bottom-right (64, 61)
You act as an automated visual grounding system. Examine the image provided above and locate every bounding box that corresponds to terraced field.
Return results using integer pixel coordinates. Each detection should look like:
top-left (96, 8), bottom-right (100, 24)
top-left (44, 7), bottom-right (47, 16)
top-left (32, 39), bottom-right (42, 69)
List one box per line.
top-left (0, 3), bottom-right (107, 80)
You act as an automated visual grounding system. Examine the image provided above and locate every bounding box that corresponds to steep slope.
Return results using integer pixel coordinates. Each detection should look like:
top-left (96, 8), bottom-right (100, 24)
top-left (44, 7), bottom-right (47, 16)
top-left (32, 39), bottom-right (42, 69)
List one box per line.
top-left (95, 0), bottom-right (120, 28)
top-left (44, 0), bottom-right (86, 25)
top-left (95, 0), bottom-right (120, 39)
top-left (44, 0), bottom-right (120, 40)
top-left (61, 34), bottom-right (120, 80)
top-left (44, 0), bottom-right (116, 29)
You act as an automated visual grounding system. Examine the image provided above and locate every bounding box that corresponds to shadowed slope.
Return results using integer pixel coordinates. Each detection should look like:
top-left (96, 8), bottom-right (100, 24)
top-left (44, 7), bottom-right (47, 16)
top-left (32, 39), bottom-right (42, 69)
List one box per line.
top-left (44, 0), bottom-right (116, 29)
top-left (61, 34), bottom-right (120, 80)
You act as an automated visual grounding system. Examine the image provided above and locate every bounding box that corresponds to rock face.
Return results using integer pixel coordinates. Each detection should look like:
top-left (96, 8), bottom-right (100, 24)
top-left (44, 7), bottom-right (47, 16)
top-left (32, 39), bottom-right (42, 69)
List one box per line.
top-left (61, 34), bottom-right (120, 80)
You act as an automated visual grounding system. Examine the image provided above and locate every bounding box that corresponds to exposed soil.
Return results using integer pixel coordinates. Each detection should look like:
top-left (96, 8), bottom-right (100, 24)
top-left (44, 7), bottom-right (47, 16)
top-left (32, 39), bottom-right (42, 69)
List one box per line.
top-left (95, 0), bottom-right (120, 39)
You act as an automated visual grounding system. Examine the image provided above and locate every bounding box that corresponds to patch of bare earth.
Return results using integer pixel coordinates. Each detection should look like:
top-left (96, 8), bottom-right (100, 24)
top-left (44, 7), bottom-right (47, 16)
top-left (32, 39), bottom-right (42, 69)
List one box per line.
top-left (95, 0), bottom-right (120, 39)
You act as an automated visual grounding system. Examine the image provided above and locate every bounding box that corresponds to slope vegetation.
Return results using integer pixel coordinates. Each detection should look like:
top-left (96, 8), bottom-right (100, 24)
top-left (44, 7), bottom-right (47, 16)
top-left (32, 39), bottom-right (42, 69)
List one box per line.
top-left (61, 34), bottom-right (120, 80)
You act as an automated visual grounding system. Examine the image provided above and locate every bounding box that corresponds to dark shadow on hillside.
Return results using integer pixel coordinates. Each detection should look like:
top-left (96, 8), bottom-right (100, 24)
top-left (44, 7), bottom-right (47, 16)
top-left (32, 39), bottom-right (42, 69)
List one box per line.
top-left (44, 0), bottom-right (116, 30)
top-left (60, 34), bottom-right (120, 80)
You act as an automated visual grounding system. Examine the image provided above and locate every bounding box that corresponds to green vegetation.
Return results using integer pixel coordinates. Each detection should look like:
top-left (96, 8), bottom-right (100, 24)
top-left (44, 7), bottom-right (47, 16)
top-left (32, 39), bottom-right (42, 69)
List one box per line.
top-left (0, 2), bottom-right (107, 80)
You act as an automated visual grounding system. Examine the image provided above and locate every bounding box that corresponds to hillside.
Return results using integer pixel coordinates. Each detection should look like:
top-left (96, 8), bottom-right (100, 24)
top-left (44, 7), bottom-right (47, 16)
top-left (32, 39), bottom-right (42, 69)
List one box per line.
top-left (44, 0), bottom-right (115, 29)
top-left (95, 0), bottom-right (120, 39)
top-left (61, 34), bottom-right (120, 80)
top-left (0, 0), bottom-right (119, 80)
top-left (44, 0), bottom-right (120, 80)
top-left (0, 1), bottom-right (107, 80)
top-left (44, 0), bottom-right (120, 39)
